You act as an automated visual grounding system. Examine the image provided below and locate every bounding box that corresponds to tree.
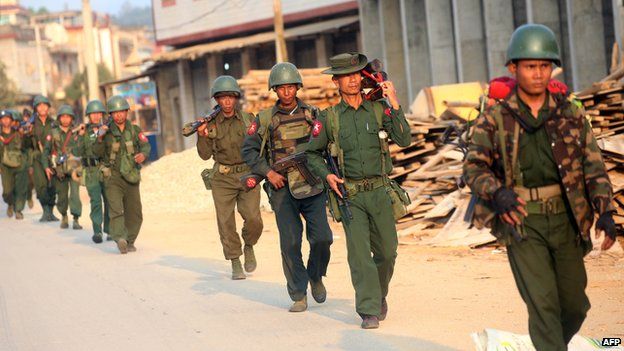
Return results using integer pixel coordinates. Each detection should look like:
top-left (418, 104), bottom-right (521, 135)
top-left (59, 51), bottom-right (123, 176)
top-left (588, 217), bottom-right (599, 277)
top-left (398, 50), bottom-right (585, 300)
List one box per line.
top-left (0, 62), bottom-right (19, 107)
top-left (64, 64), bottom-right (114, 104)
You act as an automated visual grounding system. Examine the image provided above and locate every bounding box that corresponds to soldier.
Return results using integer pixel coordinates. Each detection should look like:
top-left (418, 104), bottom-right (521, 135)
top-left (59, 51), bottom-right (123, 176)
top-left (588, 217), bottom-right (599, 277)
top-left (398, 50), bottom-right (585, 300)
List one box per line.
top-left (463, 24), bottom-right (617, 350)
top-left (22, 108), bottom-right (35, 210)
top-left (94, 96), bottom-right (150, 254)
top-left (242, 62), bottom-right (333, 312)
top-left (77, 100), bottom-right (111, 243)
top-left (307, 53), bottom-right (411, 329)
top-left (27, 95), bottom-right (59, 222)
top-left (43, 105), bottom-right (83, 230)
top-left (196, 76), bottom-right (263, 280)
top-left (0, 109), bottom-right (28, 219)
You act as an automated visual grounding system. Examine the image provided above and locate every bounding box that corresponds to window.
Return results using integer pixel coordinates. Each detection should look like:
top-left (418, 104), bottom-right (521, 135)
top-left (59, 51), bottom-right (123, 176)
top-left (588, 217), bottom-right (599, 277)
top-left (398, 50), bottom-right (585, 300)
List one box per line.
top-left (162, 0), bottom-right (176, 7)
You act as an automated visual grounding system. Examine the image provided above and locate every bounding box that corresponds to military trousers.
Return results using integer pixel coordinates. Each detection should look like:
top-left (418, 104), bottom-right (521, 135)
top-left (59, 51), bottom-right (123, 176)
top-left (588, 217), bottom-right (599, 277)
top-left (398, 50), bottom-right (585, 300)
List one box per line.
top-left (507, 212), bottom-right (590, 351)
top-left (269, 186), bottom-right (332, 301)
top-left (104, 172), bottom-right (142, 244)
top-left (54, 175), bottom-right (82, 218)
top-left (85, 167), bottom-right (109, 235)
top-left (32, 156), bottom-right (56, 208)
top-left (1, 164), bottom-right (27, 212)
top-left (210, 171), bottom-right (263, 260)
top-left (340, 186), bottom-right (398, 317)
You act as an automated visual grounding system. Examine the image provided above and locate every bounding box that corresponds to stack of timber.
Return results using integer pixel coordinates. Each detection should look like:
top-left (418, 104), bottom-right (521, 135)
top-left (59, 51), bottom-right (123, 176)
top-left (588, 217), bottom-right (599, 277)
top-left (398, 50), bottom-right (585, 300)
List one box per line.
top-left (238, 68), bottom-right (340, 115)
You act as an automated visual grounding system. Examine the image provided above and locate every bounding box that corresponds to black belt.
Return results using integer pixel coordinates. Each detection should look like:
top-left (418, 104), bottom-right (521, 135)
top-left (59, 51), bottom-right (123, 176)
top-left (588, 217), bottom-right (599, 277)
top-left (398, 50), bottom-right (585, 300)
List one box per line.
top-left (82, 158), bottom-right (100, 167)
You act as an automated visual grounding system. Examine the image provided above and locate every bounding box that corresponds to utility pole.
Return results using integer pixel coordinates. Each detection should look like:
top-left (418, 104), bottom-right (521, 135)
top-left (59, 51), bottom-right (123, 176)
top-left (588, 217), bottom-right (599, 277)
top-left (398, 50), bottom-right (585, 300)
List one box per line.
top-left (33, 23), bottom-right (48, 96)
top-left (273, 0), bottom-right (288, 62)
top-left (82, 0), bottom-right (99, 101)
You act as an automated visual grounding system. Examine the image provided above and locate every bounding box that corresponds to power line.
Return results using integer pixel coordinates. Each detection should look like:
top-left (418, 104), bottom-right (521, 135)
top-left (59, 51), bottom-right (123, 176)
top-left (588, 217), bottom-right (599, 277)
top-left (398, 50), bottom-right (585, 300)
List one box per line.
top-left (156, 0), bottom-right (250, 33)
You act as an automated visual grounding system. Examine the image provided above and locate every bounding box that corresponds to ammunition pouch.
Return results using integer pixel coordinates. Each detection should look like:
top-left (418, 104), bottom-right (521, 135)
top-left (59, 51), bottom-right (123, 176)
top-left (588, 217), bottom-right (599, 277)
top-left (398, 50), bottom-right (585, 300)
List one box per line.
top-left (201, 168), bottom-right (215, 190)
top-left (2, 149), bottom-right (23, 168)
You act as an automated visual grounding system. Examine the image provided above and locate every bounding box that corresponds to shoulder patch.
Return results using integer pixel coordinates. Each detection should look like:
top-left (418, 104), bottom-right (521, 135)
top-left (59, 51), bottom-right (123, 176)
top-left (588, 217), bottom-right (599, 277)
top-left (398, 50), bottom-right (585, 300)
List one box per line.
top-left (138, 132), bottom-right (148, 143)
top-left (312, 120), bottom-right (323, 137)
top-left (247, 121), bottom-right (258, 135)
top-left (384, 107), bottom-right (391, 116)
top-left (46, 134), bottom-right (52, 141)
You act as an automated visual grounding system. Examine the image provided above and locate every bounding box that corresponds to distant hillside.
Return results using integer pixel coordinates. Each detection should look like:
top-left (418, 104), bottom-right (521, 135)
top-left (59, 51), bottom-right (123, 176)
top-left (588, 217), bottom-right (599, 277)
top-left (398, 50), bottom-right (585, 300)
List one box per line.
top-left (111, 2), bottom-right (153, 28)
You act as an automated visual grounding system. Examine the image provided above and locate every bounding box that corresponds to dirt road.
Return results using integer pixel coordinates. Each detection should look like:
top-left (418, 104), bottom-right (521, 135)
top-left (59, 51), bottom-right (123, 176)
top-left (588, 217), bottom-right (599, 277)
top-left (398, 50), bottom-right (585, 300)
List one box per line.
top-left (0, 199), bottom-right (622, 351)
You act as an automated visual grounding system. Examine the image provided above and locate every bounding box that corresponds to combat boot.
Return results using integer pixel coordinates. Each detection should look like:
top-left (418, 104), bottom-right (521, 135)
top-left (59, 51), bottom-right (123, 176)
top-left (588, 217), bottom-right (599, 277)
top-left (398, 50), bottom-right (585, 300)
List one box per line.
top-left (60, 215), bottom-right (69, 229)
top-left (7, 205), bottom-right (14, 218)
top-left (243, 245), bottom-right (256, 273)
top-left (361, 315), bottom-right (379, 329)
top-left (128, 243), bottom-right (137, 252)
top-left (117, 239), bottom-right (128, 254)
top-left (380, 298), bottom-right (388, 321)
top-left (92, 233), bottom-right (103, 244)
top-left (48, 208), bottom-right (59, 222)
top-left (289, 296), bottom-right (307, 312)
top-left (15, 211), bottom-right (23, 220)
top-left (39, 205), bottom-right (49, 222)
top-left (106, 234), bottom-right (113, 241)
top-left (310, 278), bottom-right (327, 303)
top-left (231, 258), bottom-right (246, 280)
top-left (72, 217), bottom-right (82, 230)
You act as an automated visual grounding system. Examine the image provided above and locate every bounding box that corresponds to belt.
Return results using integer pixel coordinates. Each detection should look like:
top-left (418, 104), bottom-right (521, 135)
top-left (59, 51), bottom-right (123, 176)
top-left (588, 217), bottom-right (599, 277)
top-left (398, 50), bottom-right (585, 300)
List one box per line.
top-left (217, 163), bottom-right (249, 175)
top-left (82, 158), bottom-right (100, 167)
top-left (515, 184), bottom-right (566, 215)
top-left (345, 176), bottom-right (385, 194)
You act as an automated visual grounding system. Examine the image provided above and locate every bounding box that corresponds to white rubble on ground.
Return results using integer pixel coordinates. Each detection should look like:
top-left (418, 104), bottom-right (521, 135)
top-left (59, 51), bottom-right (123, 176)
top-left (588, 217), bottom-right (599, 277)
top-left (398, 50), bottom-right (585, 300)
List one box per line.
top-left (140, 147), bottom-right (271, 214)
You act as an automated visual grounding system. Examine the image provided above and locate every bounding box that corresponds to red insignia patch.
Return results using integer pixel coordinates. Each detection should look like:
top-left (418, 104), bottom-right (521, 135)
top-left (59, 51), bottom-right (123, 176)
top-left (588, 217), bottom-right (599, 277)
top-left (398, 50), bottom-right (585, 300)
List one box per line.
top-left (247, 121), bottom-right (258, 135)
top-left (384, 108), bottom-right (392, 117)
top-left (138, 132), bottom-right (148, 143)
top-left (312, 120), bottom-right (322, 137)
top-left (246, 177), bottom-right (257, 189)
top-left (46, 135), bottom-right (52, 141)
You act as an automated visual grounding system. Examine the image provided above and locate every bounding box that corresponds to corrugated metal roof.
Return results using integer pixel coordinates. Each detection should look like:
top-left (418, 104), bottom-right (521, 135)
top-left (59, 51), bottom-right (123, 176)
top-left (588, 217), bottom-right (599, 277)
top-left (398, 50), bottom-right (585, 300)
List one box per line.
top-left (152, 15), bottom-right (358, 64)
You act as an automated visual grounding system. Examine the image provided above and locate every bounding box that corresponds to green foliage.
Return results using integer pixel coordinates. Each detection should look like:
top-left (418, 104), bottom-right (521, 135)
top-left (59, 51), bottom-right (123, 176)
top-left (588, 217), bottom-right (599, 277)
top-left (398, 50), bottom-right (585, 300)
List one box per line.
top-left (0, 62), bottom-right (19, 107)
top-left (111, 1), bottom-right (153, 28)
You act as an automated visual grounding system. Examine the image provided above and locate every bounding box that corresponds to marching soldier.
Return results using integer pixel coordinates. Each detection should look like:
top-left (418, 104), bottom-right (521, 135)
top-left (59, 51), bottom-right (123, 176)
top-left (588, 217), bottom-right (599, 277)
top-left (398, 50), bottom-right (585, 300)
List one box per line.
top-left (77, 100), bottom-right (111, 243)
top-left (43, 105), bottom-right (83, 230)
top-left (463, 24), bottom-right (617, 350)
top-left (28, 95), bottom-right (59, 222)
top-left (196, 75), bottom-right (263, 280)
top-left (307, 53), bottom-right (412, 329)
top-left (0, 109), bottom-right (28, 219)
top-left (22, 108), bottom-right (35, 210)
top-left (242, 62), bottom-right (333, 312)
top-left (94, 96), bottom-right (151, 254)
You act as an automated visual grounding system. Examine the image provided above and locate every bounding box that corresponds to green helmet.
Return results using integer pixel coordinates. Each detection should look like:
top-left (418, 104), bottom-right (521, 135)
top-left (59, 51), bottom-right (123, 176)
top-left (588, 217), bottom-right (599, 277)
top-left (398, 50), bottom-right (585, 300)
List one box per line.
top-left (506, 24), bottom-right (561, 66)
top-left (268, 62), bottom-right (303, 90)
top-left (85, 100), bottom-right (106, 115)
top-left (33, 95), bottom-right (51, 109)
top-left (107, 95), bottom-right (130, 113)
top-left (56, 104), bottom-right (75, 119)
top-left (211, 75), bottom-right (241, 97)
top-left (10, 110), bottom-right (22, 121)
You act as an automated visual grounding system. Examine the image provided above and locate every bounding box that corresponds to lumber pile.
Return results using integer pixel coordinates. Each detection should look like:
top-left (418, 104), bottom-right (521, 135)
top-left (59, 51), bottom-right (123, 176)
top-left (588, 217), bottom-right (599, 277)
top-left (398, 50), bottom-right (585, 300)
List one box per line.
top-left (576, 79), bottom-right (624, 138)
top-left (238, 68), bottom-right (340, 115)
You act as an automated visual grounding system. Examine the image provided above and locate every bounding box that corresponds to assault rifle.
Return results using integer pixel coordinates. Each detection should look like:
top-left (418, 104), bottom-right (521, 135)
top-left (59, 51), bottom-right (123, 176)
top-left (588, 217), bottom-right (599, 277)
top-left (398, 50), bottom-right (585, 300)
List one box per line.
top-left (182, 106), bottom-right (222, 137)
top-left (240, 152), bottom-right (319, 191)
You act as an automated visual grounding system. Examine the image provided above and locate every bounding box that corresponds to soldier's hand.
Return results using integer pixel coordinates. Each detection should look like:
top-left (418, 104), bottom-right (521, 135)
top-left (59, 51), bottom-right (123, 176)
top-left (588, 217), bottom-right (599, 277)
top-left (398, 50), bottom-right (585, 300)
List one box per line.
top-left (45, 167), bottom-right (54, 181)
top-left (381, 81), bottom-right (400, 110)
top-left (134, 153), bottom-right (146, 164)
top-left (326, 174), bottom-right (345, 198)
top-left (78, 124), bottom-right (86, 136)
top-left (197, 120), bottom-right (209, 137)
top-left (267, 170), bottom-right (286, 189)
top-left (596, 211), bottom-right (617, 250)
top-left (494, 187), bottom-right (527, 226)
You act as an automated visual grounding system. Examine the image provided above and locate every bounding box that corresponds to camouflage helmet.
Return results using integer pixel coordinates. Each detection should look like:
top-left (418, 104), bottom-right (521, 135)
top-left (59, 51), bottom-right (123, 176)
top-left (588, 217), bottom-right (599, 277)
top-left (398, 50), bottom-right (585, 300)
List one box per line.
top-left (107, 95), bottom-right (130, 113)
top-left (85, 99), bottom-right (106, 115)
top-left (32, 95), bottom-right (51, 108)
top-left (268, 62), bottom-right (303, 90)
top-left (211, 75), bottom-right (241, 98)
top-left (56, 104), bottom-right (75, 119)
top-left (506, 24), bottom-right (561, 66)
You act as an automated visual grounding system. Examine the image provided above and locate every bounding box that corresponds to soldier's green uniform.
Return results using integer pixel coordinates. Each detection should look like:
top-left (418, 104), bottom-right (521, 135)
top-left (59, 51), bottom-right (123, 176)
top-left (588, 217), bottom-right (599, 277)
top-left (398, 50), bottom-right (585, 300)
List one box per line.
top-left (21, 110), bottom-right (35, 210)
top-left (197, 76), bottom-right (263, 279)
top-left (43, 105), bottom-right (82, 229)
top-left (0, 110), bottom-right (28, 219)
top-left (464, 24), bottom-right (614, 351)
top-left (94, 96), bottom-right (151, 254)
top-left (306, 53), bottom-right (411, 326)
top-left (77, 100), bottom-right (110, 243)
top-left (242, 63), bottom-right (333, 310)
top-left (27, 95), bottom-right (58, 221)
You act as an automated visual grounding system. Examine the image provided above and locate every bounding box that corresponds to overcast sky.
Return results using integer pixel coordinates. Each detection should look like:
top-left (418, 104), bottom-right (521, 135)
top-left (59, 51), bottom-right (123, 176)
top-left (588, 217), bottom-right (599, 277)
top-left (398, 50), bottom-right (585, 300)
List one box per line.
top-left (20, 0), bottom-right (151, 15)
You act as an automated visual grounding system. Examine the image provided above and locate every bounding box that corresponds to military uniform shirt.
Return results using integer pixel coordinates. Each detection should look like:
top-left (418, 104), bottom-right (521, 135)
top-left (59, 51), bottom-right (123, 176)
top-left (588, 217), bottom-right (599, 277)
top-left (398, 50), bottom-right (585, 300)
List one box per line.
top-left (197, 110), bottom-right (249, 165)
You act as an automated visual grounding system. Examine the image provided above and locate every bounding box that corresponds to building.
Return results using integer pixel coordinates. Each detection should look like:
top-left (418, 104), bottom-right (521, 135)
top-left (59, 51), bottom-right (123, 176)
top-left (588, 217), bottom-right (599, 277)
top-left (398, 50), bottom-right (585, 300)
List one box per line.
top-left (359, 0), bottom-right (624, 105)
top-left (147, 0), bottom-right (361, 154)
